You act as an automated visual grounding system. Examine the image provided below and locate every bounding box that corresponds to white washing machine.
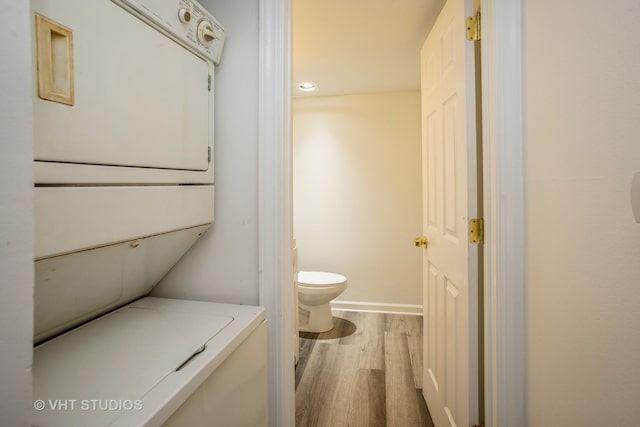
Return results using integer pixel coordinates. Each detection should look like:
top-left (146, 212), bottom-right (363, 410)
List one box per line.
top-left (30, 0), bottom-right (267, 425)
top-left (33, 298), bottom-right (267, 427)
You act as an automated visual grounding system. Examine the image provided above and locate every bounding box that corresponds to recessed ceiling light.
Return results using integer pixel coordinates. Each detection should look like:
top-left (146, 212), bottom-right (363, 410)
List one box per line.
top-left (298, 81), bottom-right (317, 92)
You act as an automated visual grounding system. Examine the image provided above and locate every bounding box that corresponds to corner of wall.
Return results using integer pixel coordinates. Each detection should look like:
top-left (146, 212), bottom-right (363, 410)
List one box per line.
top-left (0, 3), bottom-right (35, 425)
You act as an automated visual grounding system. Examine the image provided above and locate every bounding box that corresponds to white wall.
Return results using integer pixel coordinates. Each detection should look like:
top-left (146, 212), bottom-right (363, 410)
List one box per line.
top-left (0, 3), bottom-right (34, 426)
top-left (293, 91), bottom-right (423, 307)
top-left (523, 0), bottom-right (640, 425)
top-left (152, 0), bottom-right (261, 305)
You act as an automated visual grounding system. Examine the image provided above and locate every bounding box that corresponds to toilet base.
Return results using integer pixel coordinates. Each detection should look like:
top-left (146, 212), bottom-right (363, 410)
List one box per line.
top-left (298, 301), bottom-right (334, 333)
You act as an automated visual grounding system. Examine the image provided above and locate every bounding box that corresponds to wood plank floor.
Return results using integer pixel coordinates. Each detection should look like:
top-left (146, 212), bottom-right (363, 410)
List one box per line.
top-left (295, 310), bottom-right (434, 427)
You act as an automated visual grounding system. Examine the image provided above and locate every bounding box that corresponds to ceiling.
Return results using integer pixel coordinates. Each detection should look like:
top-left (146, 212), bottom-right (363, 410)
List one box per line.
top-left (292, 0), bottom-right (446, 98)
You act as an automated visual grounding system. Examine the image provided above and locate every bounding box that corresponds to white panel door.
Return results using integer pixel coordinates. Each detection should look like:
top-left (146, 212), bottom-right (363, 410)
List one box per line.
top-left (420, 0), bottom-right (479, 426)
top-left (32, 0), bottom-right (211, 171)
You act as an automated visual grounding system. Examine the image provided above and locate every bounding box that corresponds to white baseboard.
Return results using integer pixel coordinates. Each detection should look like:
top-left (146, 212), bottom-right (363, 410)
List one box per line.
top-left (330, 300), bottom-right (423, 316)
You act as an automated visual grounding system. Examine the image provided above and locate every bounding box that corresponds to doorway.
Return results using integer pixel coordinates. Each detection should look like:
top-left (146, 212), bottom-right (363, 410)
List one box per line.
top-left (290, 0), bottom-right (452, 424)
top-left (259, 0), bottom-right (528, 425)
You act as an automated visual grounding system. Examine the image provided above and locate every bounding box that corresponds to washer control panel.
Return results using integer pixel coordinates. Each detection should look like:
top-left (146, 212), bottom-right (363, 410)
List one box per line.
top-left (113, 0), bottom-right (226, 64)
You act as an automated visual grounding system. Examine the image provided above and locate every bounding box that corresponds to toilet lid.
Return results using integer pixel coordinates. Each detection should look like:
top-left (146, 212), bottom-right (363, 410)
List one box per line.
top-left (298, 271), bottom-right (347, 286)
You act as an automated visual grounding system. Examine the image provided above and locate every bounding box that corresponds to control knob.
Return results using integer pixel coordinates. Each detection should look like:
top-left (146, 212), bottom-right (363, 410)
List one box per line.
top-left (197, 20), bottom-right (216, 46)
top-left (178, 8), bottom-right (191, 24)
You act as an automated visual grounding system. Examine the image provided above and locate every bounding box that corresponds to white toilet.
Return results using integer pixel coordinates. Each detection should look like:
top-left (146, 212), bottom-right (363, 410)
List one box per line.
top-left (297, 271), bottom-right (348, 333)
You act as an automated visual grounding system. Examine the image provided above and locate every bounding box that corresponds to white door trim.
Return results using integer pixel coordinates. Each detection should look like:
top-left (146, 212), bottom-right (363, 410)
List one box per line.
top-left (480, 0), bottom-right (526, 426)
top-left (257, 0), bottom-right (295, 426)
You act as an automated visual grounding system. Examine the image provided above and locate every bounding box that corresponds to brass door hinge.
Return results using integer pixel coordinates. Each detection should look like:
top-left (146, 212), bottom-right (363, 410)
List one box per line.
top-left (466, 13), bottom-right (481, 41)
top-left (469, 218), bottom-right (484, 244)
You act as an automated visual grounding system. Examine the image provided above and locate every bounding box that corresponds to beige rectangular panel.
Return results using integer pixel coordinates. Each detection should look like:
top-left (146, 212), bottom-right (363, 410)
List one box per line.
top-left (426, 263), bottom-right (440, 391)
top-left (443, 94), bottom-right (459, 241)
top-left (426, 111), bottom-right (439, 230)
top-left (35, 14), bottom-right (74, 105)
top-left (34, 185), bottom-right (214, 259)
top-left (444, 279), bottom-right (460, 422)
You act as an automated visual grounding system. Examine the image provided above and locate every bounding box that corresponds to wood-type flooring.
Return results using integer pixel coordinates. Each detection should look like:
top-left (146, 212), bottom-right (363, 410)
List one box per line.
top-left (295, 310), bottom-right (434, 427)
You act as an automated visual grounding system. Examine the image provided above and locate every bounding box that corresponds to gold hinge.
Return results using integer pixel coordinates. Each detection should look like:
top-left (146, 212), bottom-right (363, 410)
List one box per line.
top-left (469, 218), bottom-right (484, 244)
top-left (466, 13), bottom-right (481, 41)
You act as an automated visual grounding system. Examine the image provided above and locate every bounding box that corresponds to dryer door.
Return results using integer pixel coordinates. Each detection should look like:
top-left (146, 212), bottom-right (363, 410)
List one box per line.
top-left (33, 0), bottom-right (211, 172)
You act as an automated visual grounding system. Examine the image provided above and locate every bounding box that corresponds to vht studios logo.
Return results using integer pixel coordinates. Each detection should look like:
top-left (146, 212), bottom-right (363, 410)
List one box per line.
top-left (33, 399), bottom-right (143, 411)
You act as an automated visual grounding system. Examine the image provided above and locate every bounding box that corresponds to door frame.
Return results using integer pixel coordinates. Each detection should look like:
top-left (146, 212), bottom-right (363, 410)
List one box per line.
top-left (480, 0), bottom-right (526, 426)
top-left (257, 1), bottom-right (295, 426)
top-left (256, 0), bottom-right (527, 425)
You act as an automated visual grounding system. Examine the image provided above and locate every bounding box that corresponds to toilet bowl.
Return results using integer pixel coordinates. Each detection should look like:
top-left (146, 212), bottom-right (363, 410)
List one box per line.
top-left (297, 271), bottom-right (348, 333)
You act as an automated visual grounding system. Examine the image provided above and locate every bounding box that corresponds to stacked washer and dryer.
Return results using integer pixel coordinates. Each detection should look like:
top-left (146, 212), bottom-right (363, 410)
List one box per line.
top-left (31, 0), bottom-right (267, 426)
